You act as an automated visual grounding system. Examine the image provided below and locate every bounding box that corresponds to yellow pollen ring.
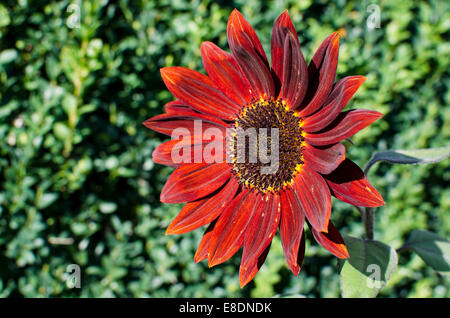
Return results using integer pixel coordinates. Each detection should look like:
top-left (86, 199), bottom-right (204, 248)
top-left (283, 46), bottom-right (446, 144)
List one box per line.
top-left (230, 97), bottom-right (306, 194)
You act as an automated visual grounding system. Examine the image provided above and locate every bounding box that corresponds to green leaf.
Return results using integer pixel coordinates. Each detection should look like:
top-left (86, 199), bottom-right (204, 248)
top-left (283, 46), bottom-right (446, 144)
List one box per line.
top-left (78, 104), bottom-right (97, 116)
top-left (62, 94), bottom-right (78, 117)
top-left (339, 236), bottom-right (398, 298)
top-left (37, 193), bottom-right (58, 209)
top-left (365, 146), bottom-right (450, 173)
top-left (0, 4), bottom-right (10, 28)
top-left (99, 202), bottom-right (118, 214)
top-left (53, 122), bottom-right (71, 140)
top-left (0, 49), bottom-right (18, 65)
top-left (402, 230), bottom-right (450, 276)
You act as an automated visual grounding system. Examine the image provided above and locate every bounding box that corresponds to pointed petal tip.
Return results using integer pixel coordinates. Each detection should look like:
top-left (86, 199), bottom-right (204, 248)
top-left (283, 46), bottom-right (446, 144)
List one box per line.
top-left (311, 220), bottom-right (350, 259)
top-left (350, 75), bottom-right (367, 86)
top-left (207, 251), bottom-right (224, 267)
top-left (362, 109), bottom-right (384, 123)
top-left (364, 183), bottom-right (385, 207)
top-left (142, 117), bottom-right (156, 128)
top-left (368, 187), bottom-right (386, 206)
top-left (239, 270), bottom-right (250, 288)
top-left (320, 224), bottom-right (329, 234)
top-left (315, 217), bottom-right (331, 234)
top-left (208, 250), bottom-right (235, 268)
top-left (160, 67), bottom-right (174, 83)
top-left (332, 32), bottom-right (340, 45)
top-left (285, 258), bottom-right (301, 276)
top-left (194, 245), bottom-right (209, 263)
top-left (279, 9), bottom-right (290, 19)
top-left (164, 227), bottom-right (174, 235)
top-left (239, 277), bottom-right (252, 288)
top-left (193, 256), bottom-right (203, 264)
top-left (229, 8), bottom-right (241, 20)
top-left (160, 66), bottom-right (186, 83)
top-left (239, 264), bottom-right (257, 288)
top-left (165, 224), bottom-right (179, 235)
top-left (340, 247), bottom-right (350, 259)
top-left (285, 255), bottom-right (299, 274)
top-left (274, 9), bottom-right (294, 30)
top-left (291, 265), bottom-right (301, 276)
top-left (200, 41), bottom-right (214, 51)
top-left (160, 67), bottom-right (169, 76)
top-left (194, 238), bottom-right (209, 263)
top-left (373, 110), bottom-right (384, 119)
top-left (160, 194), bottom-right (170, 204)
top-left (373, 197), bottom-right (386, 207)
top-left (352, 75), bottom-right (367, 88)
top-left (334, 245), bottom-right (350, 259)
top-left (325, 32), bottom-right (340, 49)
top-left (207, 258), bottom-right (218, 268)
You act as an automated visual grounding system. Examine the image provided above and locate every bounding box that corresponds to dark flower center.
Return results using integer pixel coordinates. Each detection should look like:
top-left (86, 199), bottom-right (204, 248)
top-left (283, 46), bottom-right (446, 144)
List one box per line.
top-left (228, 98), bottom-right (305, 193)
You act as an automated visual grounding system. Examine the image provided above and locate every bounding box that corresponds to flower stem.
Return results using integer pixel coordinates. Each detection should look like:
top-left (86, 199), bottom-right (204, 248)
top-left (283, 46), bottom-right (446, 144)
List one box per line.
top-left (363, 207), bottom-right (374, 240)
top-left (362, 160), bottom-right (377, 240)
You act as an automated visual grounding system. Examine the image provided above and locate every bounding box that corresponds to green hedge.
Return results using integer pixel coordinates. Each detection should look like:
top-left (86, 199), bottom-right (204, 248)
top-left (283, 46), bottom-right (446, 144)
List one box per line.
top-left (0, 0), bottom-right (448, 297)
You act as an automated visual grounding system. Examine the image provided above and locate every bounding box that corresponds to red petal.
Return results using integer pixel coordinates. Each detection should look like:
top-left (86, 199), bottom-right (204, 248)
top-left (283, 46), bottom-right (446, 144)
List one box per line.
top-left (325, 159), bottom-right (384, 207)
top-left (194, 221), bottom-right (216, 263)
top-left (279, 33), bottom-right (308, 109)
top-left (143, 110), bottom-right (228, 136)
top-left (160, 66), bottom-right (239, 120)
top-left (271, 11), bottom-right (298, 87)
top-left (239, 243), bottom-right (271, 288)
top-left (201, 41), bottom-right (253, 106)
top-left (303, 76), bottom-right (366, 133)
top-left (280, 189), bottom-right (305, 275)
top-left (241, 194), bottom-right (280, 274)
top-left (305, 109), bottom-right (383, 146)
top-left (164, 100), bottom-right (193, 114)
top-left (292, 165), bottom-right (332, 232)
top-left (160, 163), bottom-right (231, 204)
top-left (303, 143), bottom-right (346, 175)
top-left (208, 190), bottom-right (262, 267)
top-left (152, 139), bottom-right (183, 167)
top-left (227, 9), bottom-right (274, 98)
top-left (152, 134), bottom-right (226, 167)
top-left (165, 178), bottom-right (239, 234)
top-left (310, 220), bottom-right (349, 259)
top-left (297, 33), bottom-right (339, 116)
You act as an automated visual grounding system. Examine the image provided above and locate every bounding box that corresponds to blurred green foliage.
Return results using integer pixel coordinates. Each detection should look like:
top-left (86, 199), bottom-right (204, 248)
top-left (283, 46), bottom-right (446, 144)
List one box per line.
top-left (0, 0), bottom-right (448, 297)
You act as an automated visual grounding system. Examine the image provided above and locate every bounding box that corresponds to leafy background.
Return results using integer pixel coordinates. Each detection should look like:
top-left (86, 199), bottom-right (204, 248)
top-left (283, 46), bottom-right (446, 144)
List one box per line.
top-left (0, 0), bottom-right (448, 297)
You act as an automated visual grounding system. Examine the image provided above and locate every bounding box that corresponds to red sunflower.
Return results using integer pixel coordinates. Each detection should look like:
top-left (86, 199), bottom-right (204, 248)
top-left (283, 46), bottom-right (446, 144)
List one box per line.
top-left (144, 9), bottom-right (384, 287)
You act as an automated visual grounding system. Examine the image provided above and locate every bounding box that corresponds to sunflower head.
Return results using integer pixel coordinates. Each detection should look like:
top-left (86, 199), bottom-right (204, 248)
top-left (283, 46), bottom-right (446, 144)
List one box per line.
top-left (144, 9), bottom-right (384, 287)
top-left (230, 97), bottom-right (305, 193)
